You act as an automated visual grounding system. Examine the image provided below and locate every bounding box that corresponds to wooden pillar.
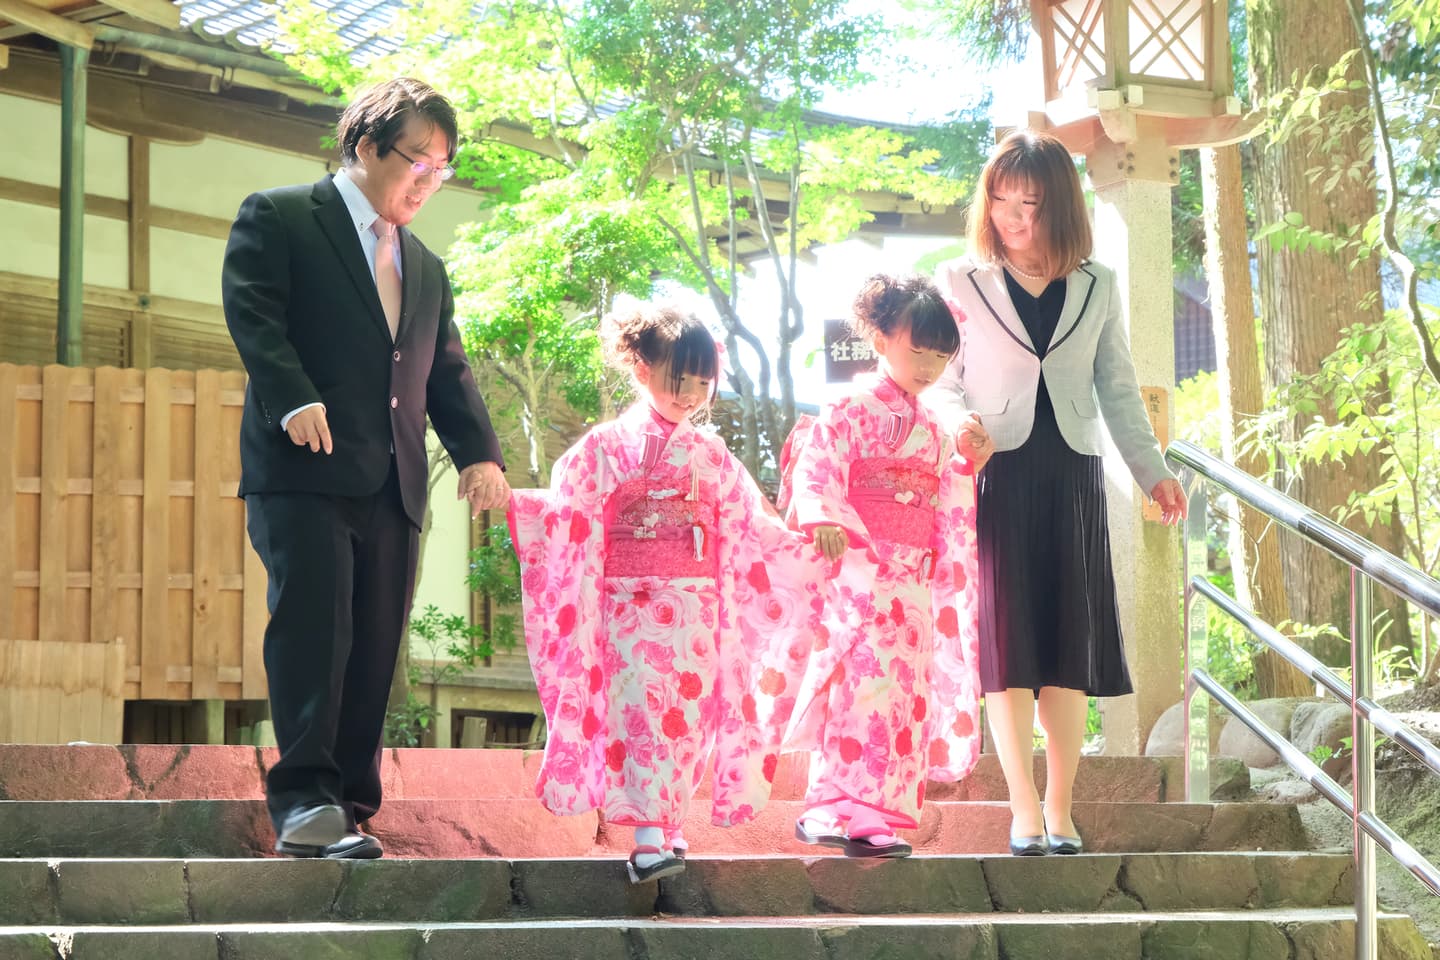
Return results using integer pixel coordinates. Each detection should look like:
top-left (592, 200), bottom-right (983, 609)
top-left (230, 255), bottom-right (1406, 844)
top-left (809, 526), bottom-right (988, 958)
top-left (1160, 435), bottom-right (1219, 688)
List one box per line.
top-left (128, 136), bottom-right (152, 367)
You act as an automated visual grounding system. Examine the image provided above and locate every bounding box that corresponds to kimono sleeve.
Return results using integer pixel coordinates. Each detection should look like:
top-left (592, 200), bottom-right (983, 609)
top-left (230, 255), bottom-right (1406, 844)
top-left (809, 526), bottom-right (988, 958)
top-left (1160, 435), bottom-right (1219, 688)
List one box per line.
top-left (508, 432), bottom-right (609, 815)
top-left (789, 402), bottom-right (869, 547)
top-left (923, 448), bottom-right (983, 782)
top-left (707, 444), bottom-right (830, 826)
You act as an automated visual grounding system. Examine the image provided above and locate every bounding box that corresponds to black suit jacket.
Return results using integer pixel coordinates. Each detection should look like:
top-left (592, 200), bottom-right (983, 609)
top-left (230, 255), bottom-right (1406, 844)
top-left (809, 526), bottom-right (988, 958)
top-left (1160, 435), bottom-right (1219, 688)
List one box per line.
top-left (222, 175), bottom-right (503, 528)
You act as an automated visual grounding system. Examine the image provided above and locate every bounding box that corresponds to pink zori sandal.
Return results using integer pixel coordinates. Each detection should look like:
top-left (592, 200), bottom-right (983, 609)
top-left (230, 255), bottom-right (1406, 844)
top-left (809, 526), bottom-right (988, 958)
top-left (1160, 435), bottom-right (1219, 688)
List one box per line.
top-left (665, 828), bottom-right (689, 861)
top-left (626, 845), bottom-right (685, 884)
top-left (795, 816), bottom-right (848, 849)
top-left (843, 831), bottom-right (912, 859)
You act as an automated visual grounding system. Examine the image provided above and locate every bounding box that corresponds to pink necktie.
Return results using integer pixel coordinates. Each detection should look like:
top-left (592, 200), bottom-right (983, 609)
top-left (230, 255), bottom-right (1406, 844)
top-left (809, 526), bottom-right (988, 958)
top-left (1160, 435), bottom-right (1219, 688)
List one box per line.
top-left (372, 218), bottom-right (401, 340)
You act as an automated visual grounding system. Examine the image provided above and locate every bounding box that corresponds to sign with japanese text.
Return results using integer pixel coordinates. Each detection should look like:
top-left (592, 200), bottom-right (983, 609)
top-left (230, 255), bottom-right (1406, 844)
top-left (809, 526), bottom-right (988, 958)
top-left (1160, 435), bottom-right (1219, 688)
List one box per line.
top-left (1140, 385), bottom-right (1169, 523)
top-left (823, 318), bottom-right (877, 382)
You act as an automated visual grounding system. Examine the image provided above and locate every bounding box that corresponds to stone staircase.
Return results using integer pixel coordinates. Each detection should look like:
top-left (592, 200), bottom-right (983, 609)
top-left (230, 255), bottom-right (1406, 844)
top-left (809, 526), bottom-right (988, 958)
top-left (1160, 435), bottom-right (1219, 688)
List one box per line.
top-left (0, 745), bottom-right (1430, 959)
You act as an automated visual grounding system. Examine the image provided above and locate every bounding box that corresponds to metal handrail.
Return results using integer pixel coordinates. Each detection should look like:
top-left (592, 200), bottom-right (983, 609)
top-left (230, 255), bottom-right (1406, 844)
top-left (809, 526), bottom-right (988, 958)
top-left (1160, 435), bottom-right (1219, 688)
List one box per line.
top-left (1168, 439), bottom-right (1440, 960)
top-left (1167, 440), bottom-right (1440, 618)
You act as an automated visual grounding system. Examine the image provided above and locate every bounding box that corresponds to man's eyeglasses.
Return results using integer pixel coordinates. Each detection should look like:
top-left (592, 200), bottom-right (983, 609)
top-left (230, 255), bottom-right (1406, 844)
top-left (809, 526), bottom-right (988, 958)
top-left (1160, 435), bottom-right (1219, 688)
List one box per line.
top-left (391, 146), bottom-right (456, 182)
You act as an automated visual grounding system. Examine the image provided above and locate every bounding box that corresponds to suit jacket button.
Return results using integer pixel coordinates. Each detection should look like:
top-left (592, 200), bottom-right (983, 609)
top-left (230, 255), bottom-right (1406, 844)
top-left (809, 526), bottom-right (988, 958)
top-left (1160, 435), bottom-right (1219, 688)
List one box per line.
top-left (390, 397), bottom-right (398, 409)
top-left (393, 350), bottom-right (401, 362)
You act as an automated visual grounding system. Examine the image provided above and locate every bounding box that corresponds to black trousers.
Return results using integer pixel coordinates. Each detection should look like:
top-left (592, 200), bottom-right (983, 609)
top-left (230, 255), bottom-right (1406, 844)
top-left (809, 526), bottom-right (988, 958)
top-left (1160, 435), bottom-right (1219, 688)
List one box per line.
top-left (245, 462), bottom-right (419, 833)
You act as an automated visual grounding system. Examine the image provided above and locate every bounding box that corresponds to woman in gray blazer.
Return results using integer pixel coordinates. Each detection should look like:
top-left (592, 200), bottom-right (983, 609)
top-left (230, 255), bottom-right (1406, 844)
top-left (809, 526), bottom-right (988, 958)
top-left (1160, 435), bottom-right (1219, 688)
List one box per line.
top-left (931, 130), bottom-right (1186, 856)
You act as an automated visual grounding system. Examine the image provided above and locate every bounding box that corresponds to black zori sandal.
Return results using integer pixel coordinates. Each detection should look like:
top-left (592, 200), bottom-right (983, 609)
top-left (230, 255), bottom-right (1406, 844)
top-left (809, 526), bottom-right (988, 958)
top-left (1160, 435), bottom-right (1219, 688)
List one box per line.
top-left (626, 845), bottom-right (685, 884)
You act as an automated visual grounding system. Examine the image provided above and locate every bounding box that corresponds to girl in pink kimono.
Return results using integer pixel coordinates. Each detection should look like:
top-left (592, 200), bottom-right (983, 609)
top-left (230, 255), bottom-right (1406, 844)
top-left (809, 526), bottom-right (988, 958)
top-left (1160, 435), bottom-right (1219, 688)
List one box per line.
top-left (509, 304), bottom-right (825, 884)
top-left (785, 274), bottom-right (983, 858)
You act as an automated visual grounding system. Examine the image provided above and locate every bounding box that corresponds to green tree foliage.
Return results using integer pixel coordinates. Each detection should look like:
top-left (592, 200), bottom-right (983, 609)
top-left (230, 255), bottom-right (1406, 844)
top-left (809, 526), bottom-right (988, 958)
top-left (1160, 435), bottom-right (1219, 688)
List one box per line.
top-left (274, 0), bottom-right (985, 481)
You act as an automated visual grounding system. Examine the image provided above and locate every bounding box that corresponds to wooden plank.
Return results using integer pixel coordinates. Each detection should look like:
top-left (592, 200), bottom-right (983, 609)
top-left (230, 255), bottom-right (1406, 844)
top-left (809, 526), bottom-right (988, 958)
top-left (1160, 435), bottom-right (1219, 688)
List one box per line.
top-left (139, 368), bottom-right (170, 698)
top-left (0, 0), bottom-right (94, 49)
top-left (0, 640), bottom-right (13, 738)
top-left (242, 533), bottom-right (267, 699)
top-left (130, 309), bottom-right (153, 368)
top-left (11, 571), bottom-right (244, 590)
top-left (50, 639), bottom-right (84, 742)
top-left (190, 369), bottom-right (221, 699)
top-left (3, 639), bottom-right (42, 742)
top-left (101, 641), bottom-right (123, 741)
top-left (102, 0), bottom-right (180, 29)
top-left (37, 365), bottom-right (70, 645)
top-left (12, 478), bottom-right (213, 497)
top-left (149, 206), bottom-right (232, 241)
top-left (0, 175), bottom-right (129, 220)
top-left (0, 270), bottom-right (229, 329)
top-left (0, 51), bottom-right (331, 157)
top-left (74, 641), bottom-right (102, 742)
top-left (90, 367), bottom-right (122, 645)
top-left (0, 364), bottom-right (15, 641)
top-left (128, 137), bottom-right (150, 294)
top-left (0, 174), bottom-right (232, 243)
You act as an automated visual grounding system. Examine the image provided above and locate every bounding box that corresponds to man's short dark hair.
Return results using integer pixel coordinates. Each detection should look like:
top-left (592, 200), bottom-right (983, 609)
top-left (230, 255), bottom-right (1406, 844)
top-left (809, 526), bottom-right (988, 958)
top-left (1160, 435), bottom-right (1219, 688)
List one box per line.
top-left (337, 77), bottom-right (458, 166)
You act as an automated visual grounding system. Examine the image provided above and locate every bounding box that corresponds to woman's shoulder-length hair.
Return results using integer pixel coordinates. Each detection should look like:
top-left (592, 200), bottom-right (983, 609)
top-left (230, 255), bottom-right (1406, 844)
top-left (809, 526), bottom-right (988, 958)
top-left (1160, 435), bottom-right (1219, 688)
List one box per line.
top-left (968, 129), bottom-right (1092, 279)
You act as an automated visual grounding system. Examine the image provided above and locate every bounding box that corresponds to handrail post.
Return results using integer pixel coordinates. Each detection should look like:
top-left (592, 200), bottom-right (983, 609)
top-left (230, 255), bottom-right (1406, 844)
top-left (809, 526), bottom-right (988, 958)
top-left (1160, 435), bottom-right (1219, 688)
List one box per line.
top-left (1352, 568), bottom-right (1377, 960)
top-left (1181, 471), bottom-right (1209, 804)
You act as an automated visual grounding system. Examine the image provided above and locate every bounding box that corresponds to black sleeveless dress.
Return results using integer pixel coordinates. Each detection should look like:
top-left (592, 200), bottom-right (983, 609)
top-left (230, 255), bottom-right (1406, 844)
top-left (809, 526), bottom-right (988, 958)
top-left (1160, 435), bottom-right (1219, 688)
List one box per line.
top-left (973, 271), bottom-right (1132, 697)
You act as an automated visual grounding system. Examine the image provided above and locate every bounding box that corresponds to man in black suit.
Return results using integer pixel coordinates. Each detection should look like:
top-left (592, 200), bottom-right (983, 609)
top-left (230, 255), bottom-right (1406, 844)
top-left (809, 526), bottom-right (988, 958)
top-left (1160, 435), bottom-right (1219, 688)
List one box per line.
top-left (222, 77), bottom-right (508, 859)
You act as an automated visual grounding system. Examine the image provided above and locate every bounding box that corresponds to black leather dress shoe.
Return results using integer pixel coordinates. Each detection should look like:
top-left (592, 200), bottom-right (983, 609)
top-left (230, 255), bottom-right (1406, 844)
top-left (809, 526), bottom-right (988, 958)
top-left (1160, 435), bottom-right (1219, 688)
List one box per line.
top-left (1009, 834), bottom-right (1049, 856)
top-left (324, 832), bottom-right (383, 859)
top-left (1047, 832), bottom-right (1083, 855)
top-left (274, 803), bottom-right (346, 857)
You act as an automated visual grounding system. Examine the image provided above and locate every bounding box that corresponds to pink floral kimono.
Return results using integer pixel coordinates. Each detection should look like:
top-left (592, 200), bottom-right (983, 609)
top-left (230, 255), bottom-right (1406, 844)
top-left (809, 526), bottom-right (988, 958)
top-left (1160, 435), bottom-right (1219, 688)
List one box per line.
top-left (785, 373), bottom-right (982, 829)
top-left (509, 404), bottom-right (826, 831)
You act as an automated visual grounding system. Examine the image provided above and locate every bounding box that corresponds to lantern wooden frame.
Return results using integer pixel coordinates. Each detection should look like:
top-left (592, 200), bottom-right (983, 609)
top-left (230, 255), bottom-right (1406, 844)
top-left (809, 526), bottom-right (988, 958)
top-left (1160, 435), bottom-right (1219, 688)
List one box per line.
top-left (1031, 0), bottom-right (1237, 123)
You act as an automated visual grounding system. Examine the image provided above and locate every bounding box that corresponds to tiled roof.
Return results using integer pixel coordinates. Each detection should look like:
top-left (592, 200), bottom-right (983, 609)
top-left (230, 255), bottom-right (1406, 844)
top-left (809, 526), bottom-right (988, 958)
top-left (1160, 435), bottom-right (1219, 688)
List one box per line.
top-left (177, 0), bottom-right (407, 62)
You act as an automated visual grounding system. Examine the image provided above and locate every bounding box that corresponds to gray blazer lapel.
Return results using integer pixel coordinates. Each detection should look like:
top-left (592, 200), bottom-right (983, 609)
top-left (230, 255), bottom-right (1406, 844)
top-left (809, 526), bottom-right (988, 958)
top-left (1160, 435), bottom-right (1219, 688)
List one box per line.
top-left (310, 179), bottom-right (391, 339)
top-left (1048, 264), bottom-right (1099, 355)
top-left (398, 228), bottom-right (424, 343)
top-left (966, 264), bottom-right (1036, 355)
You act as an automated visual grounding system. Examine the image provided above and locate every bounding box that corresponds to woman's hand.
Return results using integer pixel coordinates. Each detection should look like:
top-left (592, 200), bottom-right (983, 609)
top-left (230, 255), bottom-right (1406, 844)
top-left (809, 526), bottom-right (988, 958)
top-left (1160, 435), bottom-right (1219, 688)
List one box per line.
top-left (812, 525), bottom-right (850, 561)
top-left (956, 413), bottom-right (993, 471)
top-left (1150, 478), bottom-right (1188, 526)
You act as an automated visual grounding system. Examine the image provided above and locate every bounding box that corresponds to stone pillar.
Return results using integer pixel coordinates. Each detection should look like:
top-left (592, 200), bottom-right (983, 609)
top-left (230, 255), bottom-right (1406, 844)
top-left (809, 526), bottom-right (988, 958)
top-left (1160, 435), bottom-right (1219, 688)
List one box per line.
top-left (1085, 131), bottom-right (1183, 755)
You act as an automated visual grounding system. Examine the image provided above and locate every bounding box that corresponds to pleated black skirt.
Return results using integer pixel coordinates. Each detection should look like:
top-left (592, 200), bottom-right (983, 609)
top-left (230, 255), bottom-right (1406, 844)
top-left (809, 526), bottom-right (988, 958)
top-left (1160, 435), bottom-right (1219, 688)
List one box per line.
top-left (974, 375), bottom-right (1133, 698)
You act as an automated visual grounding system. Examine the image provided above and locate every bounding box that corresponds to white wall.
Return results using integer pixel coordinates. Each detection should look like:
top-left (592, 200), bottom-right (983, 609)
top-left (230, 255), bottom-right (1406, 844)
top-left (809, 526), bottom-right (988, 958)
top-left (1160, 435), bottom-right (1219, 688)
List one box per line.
top-left (414, 443), bottom-right (471, 621)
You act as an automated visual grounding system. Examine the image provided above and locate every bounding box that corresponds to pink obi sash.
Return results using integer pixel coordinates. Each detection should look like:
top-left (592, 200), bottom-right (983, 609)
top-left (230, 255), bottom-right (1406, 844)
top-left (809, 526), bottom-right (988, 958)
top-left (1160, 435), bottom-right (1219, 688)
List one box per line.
top-left (849, 456), bottom-right (939, 551)
top-left (604, 477), bottom-right (719, 578)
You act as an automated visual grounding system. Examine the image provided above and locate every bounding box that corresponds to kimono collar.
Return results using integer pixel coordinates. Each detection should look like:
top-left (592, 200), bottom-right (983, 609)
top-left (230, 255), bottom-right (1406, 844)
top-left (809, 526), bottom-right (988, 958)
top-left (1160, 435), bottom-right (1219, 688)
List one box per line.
top-left (866, 371), bottom-right (918, 414)
top-left (645, 404), bottom-right (679, 439)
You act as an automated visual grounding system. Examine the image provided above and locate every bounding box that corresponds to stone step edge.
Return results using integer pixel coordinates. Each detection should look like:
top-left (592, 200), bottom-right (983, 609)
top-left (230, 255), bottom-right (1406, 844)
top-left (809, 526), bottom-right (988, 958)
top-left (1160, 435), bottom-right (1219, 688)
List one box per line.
top-left (2, 850), bottom-right (1353, 864)
top-left (0, 908), bottom-right (1412, 931)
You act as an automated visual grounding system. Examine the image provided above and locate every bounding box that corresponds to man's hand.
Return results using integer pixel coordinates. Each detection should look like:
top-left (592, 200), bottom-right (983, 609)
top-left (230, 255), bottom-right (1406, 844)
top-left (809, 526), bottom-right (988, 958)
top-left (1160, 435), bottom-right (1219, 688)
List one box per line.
top-left (1150, 478), bottom-right (1189, 526)
top-left (812, 525), bottom-right (850, 562)
top-left (285, 406), bottom-right (333, 454)
top-left (458, 461), bottom-right (510, 517)
top-left (955, 412), bottom-right (992, 471)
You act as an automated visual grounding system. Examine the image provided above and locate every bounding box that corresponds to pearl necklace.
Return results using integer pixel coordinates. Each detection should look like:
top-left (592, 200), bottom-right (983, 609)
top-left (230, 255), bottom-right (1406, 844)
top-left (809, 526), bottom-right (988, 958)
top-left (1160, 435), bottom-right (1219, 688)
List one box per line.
top-left (1002, 257), bottom-right (1049, 283)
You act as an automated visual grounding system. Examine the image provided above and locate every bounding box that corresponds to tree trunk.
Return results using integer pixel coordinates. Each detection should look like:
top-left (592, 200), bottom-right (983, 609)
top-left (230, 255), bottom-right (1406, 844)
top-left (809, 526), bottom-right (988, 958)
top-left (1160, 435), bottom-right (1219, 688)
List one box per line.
top-left (1200, 144), bottom-right (1311, 697)
top-left (1247, 0), bottom-right (1412, 665)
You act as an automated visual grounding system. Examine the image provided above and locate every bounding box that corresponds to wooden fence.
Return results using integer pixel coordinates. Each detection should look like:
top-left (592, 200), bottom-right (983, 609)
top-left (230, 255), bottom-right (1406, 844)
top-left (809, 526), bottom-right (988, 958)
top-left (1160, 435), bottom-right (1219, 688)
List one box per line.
top-left (0, 363), bottom-right (266, 743)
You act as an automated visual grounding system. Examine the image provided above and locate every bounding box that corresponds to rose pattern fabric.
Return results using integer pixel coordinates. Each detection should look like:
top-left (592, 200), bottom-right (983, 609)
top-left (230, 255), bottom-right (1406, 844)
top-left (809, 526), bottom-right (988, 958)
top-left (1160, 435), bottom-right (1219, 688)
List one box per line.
top-left (785, 373), bottom-right (982, 828)
top-left (510, 403), bottom-right (826, 829)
